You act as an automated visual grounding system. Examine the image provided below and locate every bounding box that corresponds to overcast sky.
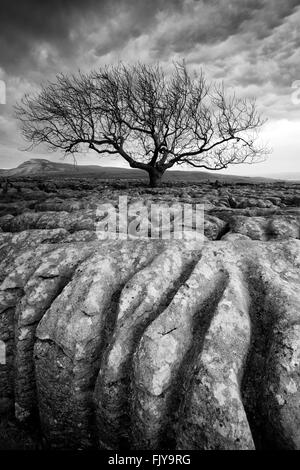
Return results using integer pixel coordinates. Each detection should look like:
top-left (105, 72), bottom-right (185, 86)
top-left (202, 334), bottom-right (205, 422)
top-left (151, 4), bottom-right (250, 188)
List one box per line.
top-left (0, 0), bottom-right (300, 176)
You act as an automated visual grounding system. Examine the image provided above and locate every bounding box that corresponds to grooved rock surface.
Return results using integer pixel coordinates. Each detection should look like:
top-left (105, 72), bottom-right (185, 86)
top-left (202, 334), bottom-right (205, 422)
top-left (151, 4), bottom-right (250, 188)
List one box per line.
top-left (0, 178), bottom-right (299, 449)
top-left (1, 231), bottom-right (299, 450)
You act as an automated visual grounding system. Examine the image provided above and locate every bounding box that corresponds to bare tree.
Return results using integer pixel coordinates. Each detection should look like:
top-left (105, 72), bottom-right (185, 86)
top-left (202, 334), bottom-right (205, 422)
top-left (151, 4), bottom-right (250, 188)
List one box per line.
top-left (16, 63), bottom-right (268, 187)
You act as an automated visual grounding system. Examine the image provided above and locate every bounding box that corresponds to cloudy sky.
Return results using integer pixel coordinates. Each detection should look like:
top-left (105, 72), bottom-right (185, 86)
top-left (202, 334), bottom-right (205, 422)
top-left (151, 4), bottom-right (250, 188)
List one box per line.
top-left (0, 0), bottom-right (300, 176)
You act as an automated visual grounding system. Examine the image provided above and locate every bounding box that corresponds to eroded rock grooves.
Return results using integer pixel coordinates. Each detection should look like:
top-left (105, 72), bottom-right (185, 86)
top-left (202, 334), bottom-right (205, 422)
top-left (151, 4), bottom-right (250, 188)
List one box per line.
top-left (0, 233), bottom-right (299, 449)
top-left (0, 179), bottom-right (300, 449)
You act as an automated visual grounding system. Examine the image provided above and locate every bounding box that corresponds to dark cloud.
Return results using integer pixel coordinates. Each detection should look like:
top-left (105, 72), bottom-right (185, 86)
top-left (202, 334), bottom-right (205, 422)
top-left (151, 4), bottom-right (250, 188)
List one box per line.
top-left (1, 0), bottom-right (300, 171)
top-left (152, 0), bottom-right (300, 56)
top-left (0, 0), bottom-right (183, 73)
top-left (1, 0), bottom-right (299, 77)
top-left (0, 0), bottom-right (111, 72)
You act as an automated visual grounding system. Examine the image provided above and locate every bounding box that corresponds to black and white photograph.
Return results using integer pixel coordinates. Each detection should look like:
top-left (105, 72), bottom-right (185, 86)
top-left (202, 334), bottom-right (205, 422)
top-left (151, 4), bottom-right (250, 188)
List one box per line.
top-left (0, 0), bottom-right (299, 458)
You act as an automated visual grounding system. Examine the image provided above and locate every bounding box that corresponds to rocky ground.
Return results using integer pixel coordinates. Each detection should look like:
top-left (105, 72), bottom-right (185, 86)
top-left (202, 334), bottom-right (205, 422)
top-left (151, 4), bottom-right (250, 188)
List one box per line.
top-left (0, 176), bottom-right (299, 450)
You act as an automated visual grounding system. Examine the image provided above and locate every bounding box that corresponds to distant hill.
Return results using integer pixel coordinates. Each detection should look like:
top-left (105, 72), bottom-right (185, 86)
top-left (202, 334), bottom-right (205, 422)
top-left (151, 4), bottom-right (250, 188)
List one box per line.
top-left (0, 158), bottom-right (100, 177)
top-left (264, 172), bottom-right (300, 181)
top-left (0, 158), bottom-right (281, 184)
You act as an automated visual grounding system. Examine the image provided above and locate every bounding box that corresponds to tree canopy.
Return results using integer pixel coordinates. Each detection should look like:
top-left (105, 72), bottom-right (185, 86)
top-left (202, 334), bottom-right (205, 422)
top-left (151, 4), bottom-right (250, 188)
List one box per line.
top-left (16, 63), bottom-right (268, 187)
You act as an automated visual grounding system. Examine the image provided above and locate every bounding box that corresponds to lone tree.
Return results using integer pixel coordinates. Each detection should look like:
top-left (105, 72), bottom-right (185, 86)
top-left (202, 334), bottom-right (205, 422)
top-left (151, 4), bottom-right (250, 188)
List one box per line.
top-left (16, 63), bottom-right (268, 187)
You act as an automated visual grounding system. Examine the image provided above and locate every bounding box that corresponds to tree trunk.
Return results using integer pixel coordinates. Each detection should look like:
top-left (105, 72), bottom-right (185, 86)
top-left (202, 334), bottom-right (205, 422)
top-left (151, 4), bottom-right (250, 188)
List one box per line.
top-left (148, 169), bottom-right (164, 188)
